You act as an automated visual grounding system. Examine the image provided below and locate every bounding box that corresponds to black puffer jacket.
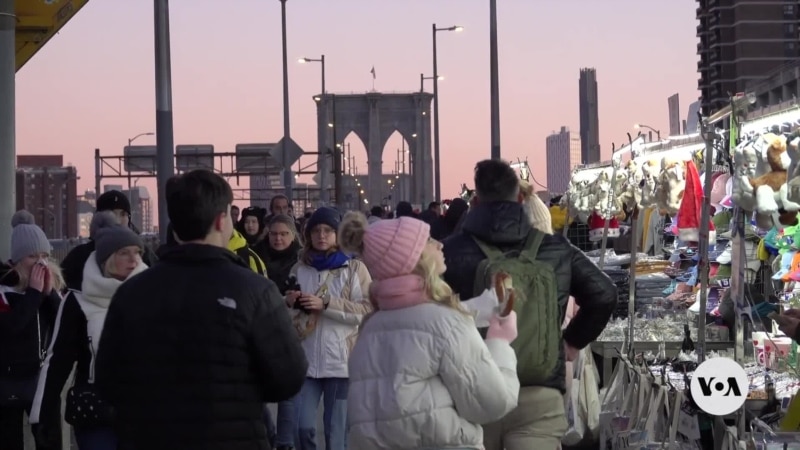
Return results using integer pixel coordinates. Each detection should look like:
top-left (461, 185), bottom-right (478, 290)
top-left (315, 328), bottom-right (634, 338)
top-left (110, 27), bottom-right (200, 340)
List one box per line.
top-left (0, 263), bottom-right (61, 378)
top-left (442, 201), bottom-right (617, 393)
top-left (61, 240), bottom-right (157, 291)
top-left (258, 241), bottom-right (300, 295)
top-left (95, 244), bottom-right (308, 450)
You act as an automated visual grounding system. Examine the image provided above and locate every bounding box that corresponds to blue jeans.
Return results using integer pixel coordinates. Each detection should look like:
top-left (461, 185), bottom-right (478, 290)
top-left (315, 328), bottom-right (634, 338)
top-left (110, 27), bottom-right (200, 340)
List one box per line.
top-left (295, 377), bottom-right (348, 450)
top-left (263, 404), bottom-right (277, 447)
top-left (74, 426), bottom-right (117, 450)
top-left (275, 398), bottom-right (296, 447)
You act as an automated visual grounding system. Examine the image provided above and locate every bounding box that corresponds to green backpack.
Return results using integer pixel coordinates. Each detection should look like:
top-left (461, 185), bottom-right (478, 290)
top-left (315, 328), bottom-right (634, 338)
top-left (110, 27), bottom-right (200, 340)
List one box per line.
top-left (471, 231), bottom-right (561, 386)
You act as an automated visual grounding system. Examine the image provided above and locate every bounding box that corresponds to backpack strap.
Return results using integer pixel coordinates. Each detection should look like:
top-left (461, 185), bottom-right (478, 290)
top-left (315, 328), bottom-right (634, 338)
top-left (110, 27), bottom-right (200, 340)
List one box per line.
top-left (471, 229), bottom-right (544, 260)
top-left (519, 230), bottom-right (545, 260)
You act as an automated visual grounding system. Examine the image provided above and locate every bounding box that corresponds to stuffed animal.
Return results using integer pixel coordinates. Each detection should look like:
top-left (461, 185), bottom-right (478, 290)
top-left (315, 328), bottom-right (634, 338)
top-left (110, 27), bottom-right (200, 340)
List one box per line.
top-left (656, 157), bottom-right (686, 215)
top-left (784, 131), bottom-right (800, 206)
top-left (618, 159), bottom-right (643, 209)
top-left (732, 140), bottom-right (758, 211)
top-left (640, 159), bottom-right (660, 208)
top-left (748, 133), bottom-right (798, 214)
top-left (591, 170), bottom-right (611, 215)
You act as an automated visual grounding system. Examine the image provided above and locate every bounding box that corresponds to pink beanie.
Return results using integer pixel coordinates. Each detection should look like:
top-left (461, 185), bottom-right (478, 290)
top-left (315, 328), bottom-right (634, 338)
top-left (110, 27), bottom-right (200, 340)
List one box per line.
top-left (362, 217), bottom-right (430, 281)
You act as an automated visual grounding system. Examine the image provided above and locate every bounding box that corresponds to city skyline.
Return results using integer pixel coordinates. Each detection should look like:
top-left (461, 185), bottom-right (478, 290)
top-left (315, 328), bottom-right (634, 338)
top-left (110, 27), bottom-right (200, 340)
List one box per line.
top-left (14, 0), bottom-right (700, 210)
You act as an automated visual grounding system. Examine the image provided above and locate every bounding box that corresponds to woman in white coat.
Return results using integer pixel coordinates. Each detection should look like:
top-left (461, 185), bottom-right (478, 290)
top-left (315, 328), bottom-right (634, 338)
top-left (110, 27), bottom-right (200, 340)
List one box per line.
top-left (340, 212), bottom-right (519, 450)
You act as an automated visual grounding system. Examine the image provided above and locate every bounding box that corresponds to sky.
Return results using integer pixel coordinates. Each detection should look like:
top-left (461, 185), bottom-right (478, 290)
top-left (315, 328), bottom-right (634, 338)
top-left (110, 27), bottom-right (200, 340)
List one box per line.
top-left (15, 0), bottom-right (700, 210)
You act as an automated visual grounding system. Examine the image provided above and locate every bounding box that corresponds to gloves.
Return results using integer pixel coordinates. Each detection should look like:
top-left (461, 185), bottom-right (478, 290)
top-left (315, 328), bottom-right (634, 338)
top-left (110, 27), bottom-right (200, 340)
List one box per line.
top-left (486, 310), bottom-right (518, 343)
top-left (461, 288), bottom-right (499, 327)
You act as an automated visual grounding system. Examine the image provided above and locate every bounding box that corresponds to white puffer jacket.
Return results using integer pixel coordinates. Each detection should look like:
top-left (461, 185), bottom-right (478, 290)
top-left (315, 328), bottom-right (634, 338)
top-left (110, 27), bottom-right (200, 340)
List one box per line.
top-left (292, 259), bottom-right (372, 379)
top-left (347, 302), bottom-right (519, 450)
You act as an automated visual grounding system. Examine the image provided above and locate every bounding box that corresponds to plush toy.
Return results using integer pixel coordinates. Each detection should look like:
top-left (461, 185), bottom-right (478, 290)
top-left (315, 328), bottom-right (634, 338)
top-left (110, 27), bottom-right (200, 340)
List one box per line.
top-left (640, 159), bottom-right (660, 208)
top-left (748, 133), bottom-right (799, 215)
top-left (656, 157), bottom-right (686, 215)
top-left (731, 140), bottom-right (758, 211)
top-left (784, 131), bottom-right (800, 206)
top-left (618, 159), bottom-right (643, 210)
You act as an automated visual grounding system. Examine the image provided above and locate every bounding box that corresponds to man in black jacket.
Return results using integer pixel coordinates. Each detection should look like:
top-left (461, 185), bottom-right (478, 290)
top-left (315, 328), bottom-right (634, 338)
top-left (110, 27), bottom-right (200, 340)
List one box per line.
top-left (95, 170), bottom-right (308, 450)
top-left (60, 190), bottom-right (157, 290)
top-left (442, 159), bottom-right (617, 450)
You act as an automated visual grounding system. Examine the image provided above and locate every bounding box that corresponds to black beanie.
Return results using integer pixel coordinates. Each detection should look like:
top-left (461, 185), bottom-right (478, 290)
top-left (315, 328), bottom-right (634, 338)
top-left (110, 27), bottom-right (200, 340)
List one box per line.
top-left (97, 190), bottom-right (131, 215)
top-left (304, 207), bottom-right (341, 238)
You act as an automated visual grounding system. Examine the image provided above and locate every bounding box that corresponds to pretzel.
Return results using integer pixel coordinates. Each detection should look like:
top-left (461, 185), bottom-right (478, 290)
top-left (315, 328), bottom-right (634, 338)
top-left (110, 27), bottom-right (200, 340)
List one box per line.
top-left (493, 272), bottom-right (515, 317)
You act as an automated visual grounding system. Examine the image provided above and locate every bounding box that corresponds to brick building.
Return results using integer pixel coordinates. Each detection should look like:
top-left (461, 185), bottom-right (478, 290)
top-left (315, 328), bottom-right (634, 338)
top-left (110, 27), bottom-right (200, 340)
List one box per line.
top-left (16, 155), bottom-right (79, 239)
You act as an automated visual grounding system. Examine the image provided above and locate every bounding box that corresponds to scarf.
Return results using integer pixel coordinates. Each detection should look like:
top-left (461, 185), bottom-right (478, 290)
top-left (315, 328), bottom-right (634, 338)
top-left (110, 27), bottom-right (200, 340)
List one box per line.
top-left (308, 250), bottom-right (350, 272)
top-left (82, 251), bottom-right (148, 308)
top-left (369, 274), bottom-right (428, 310)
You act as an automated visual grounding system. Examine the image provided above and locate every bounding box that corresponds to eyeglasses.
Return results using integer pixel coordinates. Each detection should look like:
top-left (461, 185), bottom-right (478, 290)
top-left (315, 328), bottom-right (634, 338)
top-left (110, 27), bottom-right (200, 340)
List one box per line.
top-left (311, 228), bottom-right (335, 236)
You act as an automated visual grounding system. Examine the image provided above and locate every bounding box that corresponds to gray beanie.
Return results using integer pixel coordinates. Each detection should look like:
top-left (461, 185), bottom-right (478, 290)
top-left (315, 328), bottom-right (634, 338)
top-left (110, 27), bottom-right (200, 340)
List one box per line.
top-left (10, 210), bottom-right (51, 264)
top-left (92, 211), bottom-right (143, 266)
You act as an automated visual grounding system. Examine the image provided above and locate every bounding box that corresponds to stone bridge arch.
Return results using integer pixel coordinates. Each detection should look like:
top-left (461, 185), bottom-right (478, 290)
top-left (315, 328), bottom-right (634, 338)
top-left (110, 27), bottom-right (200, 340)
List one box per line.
top-left (315, 91), bottom-right (433, 207)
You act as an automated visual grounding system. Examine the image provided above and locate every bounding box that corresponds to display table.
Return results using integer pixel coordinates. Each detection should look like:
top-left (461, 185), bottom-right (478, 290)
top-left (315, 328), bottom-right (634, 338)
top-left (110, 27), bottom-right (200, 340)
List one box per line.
top-left (590, 340), bottom-right (735, 387)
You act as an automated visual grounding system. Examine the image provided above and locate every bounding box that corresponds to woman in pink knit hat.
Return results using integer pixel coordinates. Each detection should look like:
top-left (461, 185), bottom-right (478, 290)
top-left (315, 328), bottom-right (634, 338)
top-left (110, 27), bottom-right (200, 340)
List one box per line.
top-left (339, 212), bottom-right (520, 450)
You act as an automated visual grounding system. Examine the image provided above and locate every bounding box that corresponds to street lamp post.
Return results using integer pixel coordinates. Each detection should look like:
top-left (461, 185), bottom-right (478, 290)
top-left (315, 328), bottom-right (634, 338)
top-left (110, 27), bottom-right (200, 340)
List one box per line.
top-left (489, 0), bottom-right (501, 159)
top-left (634, 123), bottom-right (661, 141)
top-left (432, 23), bottom-right (462, 203)
top-left (298, 55), bottom-right (325, 95)
top-left (279, 0), bottom-right (294, 201)
top-left (419, 73), bottom-right (443, 93)
top-left (126, 132), bottom-right (154, 193)
top-left (299, 55), bottom-right (327, 204)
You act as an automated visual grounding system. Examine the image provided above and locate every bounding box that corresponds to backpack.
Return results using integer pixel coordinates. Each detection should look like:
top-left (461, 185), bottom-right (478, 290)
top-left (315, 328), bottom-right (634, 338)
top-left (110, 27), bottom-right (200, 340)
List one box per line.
top-left (471, 230), bottom-right (561, 386)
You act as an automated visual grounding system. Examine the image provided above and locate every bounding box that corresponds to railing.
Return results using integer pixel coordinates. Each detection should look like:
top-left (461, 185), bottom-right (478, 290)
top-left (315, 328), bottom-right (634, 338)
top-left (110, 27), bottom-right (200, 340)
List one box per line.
top-left (49, 236), bottom-right (162, 264)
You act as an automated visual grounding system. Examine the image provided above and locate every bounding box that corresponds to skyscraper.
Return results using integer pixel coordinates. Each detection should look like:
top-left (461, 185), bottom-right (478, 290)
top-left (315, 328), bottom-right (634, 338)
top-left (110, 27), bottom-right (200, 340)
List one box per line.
top-left (546, 126), bottom-right (582, 194)
top-left (696, 0), bottom-right (800, 115)
top-left (579, 68), bottom-right (601, 164)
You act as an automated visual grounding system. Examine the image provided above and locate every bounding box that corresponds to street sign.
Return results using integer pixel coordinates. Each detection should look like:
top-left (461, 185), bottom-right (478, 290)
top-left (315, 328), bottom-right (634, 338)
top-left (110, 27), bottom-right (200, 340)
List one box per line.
top-left (123, 146), bottom-right (157, 173)
top-left (176, 145), bottom-right (215, 172)
top-left (273, 137), bottom-right (305, 168)
top-left (235, 143), bottom-right (281, 174)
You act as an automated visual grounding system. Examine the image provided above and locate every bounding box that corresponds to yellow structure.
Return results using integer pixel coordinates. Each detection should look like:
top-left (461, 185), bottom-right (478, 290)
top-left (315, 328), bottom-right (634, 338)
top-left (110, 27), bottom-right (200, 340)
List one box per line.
top-left (15, 0), bottom-right (89, 72)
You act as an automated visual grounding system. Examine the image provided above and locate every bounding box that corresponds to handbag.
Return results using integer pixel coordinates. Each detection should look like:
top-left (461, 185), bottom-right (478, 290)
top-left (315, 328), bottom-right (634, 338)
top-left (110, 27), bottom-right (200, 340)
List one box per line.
top-left (0, 313), bottom-right (47, 408)
top-left (64, 335), bottom-right (113, 427)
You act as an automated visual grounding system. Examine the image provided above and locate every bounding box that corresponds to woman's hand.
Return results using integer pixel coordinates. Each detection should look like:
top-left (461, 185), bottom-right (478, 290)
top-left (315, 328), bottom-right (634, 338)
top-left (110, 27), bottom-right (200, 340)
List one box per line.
top-left (29, 264), bottom-right (45, 293)
top-left (285, 290), bottom-right (301, 308)
top-left (42, 266), bottom-right (53, 295)
top-left (299, 293), bottom-right (324, 311)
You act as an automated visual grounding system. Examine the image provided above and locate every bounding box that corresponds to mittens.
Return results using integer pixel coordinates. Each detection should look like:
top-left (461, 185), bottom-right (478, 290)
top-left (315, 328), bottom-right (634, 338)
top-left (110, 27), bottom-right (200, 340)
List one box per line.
top-left (461, 288), bottom-right (499, 328)
top-left (486, 310), bottom-right (518, 343)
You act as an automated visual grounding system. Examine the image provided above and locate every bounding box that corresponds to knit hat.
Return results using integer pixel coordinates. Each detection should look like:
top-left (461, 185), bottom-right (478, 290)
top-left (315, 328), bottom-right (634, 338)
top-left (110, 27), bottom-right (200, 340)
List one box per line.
top-left (93, 211), bottom-right (143, 266)
top-left (363, 217), bottom-right (430, 281)
top-left (96, 190), bottom-right (131, 215)
top-left (527, 195), bottom-right (553, 234)
top-left (9, 210), bottom-right (51, 264)
top-left (677, 160), bottom-right (716, 243)
top-left (588, 211), bottom-right (620, 242)
top-left (304, 207), bottom-right (341, 238)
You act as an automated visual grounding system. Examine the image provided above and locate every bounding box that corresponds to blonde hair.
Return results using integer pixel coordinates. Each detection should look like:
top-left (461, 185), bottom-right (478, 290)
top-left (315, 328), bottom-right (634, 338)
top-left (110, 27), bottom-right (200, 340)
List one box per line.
top-left (102, 253), bottom-right (143, 280)
top-left (338, 211), bottom-right (467, 315)
top-left (9, 259), bottom-right (65, 293)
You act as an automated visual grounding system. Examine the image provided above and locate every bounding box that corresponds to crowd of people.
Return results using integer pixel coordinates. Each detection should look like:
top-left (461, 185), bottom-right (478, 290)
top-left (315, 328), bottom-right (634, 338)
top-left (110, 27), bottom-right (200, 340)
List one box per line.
top-left (0, 158), bottom-right (619, 450)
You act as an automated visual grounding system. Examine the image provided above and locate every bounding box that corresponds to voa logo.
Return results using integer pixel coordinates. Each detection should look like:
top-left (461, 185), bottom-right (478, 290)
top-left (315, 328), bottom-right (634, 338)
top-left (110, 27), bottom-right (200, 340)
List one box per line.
top-left (689, 357), bottom-right (749, 416)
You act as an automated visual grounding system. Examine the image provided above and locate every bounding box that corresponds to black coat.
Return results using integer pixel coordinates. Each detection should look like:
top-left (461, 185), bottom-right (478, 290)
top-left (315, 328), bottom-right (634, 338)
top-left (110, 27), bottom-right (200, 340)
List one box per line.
top-left (257, 241), bottom-right (300, 295)
top-left (442, 201), bottom-right (617, 393)
top-left (61, 240), bottom-right (157, 291)
top-left (0, 263), bottom-right (61, 379)
top-left (94, 244), bottom-right (308, 450)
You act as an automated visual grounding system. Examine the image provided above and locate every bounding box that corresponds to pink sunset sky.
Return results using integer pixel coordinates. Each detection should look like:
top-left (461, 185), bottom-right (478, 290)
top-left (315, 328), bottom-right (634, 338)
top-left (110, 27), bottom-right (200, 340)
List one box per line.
top-left (15, 0), bottom-right (700, 208)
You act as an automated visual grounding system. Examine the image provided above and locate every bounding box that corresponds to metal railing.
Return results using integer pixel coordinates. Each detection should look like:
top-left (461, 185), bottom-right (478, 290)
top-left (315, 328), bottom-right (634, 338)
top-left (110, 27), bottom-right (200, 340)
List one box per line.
top-left (49, 236), bottom-right (162, 264)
